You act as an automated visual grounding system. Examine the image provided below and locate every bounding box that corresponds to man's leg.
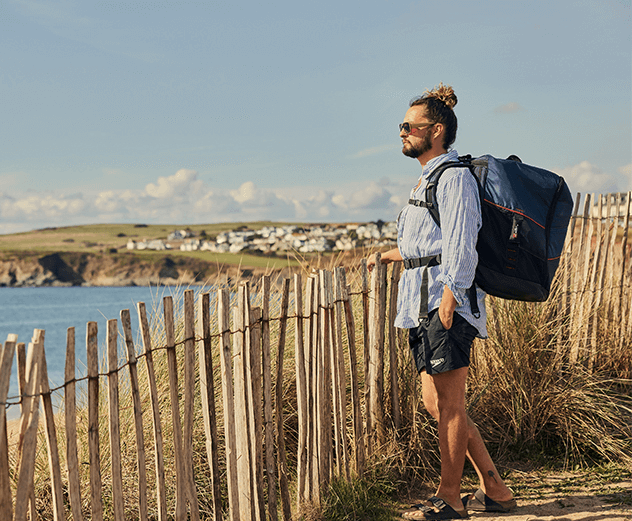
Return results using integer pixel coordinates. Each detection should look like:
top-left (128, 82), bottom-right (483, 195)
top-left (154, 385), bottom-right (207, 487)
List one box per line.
top-left (421, 366), bottom-right (469, 512)
top-left (465, 417), bottom-right (514, 501)
top-left (422, 368), bottom-right (514, 509)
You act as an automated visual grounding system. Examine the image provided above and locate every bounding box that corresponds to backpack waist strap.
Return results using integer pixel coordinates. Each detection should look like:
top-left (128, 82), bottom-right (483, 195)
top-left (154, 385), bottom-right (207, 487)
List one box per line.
top-left (403, 254), bottom-right (480, 322)
top-left (403, 255), bottom-right (441, 321)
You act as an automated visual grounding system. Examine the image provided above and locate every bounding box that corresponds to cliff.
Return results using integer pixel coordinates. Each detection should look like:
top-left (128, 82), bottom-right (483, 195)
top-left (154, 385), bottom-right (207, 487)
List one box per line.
top-left (0, 251), bottom-right (284, 287)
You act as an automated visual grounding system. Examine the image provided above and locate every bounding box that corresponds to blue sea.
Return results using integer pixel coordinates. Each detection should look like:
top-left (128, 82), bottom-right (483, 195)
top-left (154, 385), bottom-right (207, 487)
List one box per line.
top-left (0, 286), bottom-right (185, 420)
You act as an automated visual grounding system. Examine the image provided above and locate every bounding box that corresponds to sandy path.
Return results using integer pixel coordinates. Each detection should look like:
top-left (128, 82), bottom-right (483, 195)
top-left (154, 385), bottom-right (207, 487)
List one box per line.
top-left (403, 471), bottom-right (632, 521)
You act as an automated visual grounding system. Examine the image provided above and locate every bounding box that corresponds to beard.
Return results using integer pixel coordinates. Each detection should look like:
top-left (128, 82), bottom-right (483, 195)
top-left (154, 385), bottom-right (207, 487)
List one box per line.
top-left (402, 130), bottom-right (433, 158)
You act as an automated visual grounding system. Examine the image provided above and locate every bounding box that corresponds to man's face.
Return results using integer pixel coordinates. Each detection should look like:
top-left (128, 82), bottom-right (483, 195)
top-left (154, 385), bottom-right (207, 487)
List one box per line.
top-left (400, 105), bottom-right (434, 159)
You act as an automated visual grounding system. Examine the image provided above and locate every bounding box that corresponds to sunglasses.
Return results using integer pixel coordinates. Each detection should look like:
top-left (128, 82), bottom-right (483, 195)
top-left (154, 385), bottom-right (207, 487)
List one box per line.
top-left (399, 121), bottom-right (434, 134)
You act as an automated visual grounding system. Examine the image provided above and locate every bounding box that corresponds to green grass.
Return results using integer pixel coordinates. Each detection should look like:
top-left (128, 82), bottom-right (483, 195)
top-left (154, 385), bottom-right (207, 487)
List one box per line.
top-left (0, 221), bottom-right (305, 268)
top-left (0, 221), bottom-right (302, 252)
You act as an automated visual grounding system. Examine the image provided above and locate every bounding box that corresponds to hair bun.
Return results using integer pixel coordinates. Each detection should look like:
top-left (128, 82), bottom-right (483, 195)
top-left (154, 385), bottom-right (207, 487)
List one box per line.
top-left (424, 83), bottom-right (457, 109)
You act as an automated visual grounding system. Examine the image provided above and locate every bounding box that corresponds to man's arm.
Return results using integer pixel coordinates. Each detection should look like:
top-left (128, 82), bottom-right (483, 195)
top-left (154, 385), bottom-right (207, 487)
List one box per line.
top-left (367, 248), bottom-right (402, 272)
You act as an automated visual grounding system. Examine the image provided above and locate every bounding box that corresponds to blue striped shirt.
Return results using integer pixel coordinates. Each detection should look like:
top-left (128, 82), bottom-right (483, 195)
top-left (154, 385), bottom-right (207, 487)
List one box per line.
top-left (395, 150), bottom-right (488, 337)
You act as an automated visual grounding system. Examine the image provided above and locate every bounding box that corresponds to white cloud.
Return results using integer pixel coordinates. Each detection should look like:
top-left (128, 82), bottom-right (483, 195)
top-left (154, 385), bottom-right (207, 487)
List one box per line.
top-left (618, 164), bottom-right (632, 191)
top-left (145, 169), bottom-right (203, 199)
top-left (555, 161), bottom-right (619, 196)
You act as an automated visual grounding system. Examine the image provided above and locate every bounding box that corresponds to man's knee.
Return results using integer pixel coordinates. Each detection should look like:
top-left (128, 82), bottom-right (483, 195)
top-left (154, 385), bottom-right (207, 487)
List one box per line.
top-left (423, 395), bottom-right (439, 419)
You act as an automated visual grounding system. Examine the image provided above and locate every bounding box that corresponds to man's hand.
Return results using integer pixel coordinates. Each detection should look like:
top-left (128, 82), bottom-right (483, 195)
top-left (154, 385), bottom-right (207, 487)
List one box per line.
top-left (438, 286), bottom-right (457, 329)
top-left (367, 248), bottom-right (402, 272)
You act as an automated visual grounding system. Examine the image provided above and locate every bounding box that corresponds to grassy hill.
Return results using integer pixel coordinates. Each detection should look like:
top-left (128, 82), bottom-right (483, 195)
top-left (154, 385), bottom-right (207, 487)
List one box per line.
top-left (0, 222), bottom-right (304, 270)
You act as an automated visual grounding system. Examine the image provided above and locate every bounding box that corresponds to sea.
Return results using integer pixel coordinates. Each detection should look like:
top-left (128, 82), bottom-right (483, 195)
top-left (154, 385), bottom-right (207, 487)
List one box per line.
top-left (0, 285), bottom-right (188, 420)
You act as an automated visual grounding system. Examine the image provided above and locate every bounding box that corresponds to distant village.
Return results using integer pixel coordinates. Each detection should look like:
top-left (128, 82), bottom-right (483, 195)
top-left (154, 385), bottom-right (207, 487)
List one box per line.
top-left (126, 222), bottom-right (397, 254)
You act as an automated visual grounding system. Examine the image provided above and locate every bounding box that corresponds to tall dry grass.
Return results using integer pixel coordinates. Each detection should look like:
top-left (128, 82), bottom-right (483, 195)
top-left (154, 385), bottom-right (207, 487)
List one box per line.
top-left (17, 245), bottom-right (632, 519)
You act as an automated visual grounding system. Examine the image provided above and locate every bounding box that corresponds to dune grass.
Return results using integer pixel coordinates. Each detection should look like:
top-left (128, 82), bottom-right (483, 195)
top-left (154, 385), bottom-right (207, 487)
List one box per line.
top-left (15, 248), bottom-right (632, 519)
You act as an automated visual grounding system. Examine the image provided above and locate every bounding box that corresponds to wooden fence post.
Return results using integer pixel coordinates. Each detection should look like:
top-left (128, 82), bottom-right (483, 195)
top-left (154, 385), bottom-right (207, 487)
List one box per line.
top-left (276, 278), bottom-right (293, 521)
top-left (294, 273), bottom-right (308, 513)
top-left (218, 288), bottom-right (240, 521)
top-left (318, 271), bottom-right (333, 488)
top-left (137, 302), bottom-right (168, 521)
top-left (107, 319), bottom-right (125, 521)
top-left (389, 262), bottom-right (402, 431)
top-left (14, 335), bottom-right (43, 521)
top-left (262, 276), bottom-right (280, 521)
top-left (248, 303), bottom-right (265, 521)
top-left (361, 259), bottom-right (371, 452)
top-left (233, 289), bottom-right (253, 521)
top-left (183, 290), bottom-right (201, 520)
top-left (15, 340), bottom-right (36, 520)
top-left (163, 296), bottom-right (187, 520)
top-left (333, 268), bottom-right (350, 481)
top-left (369, 254), bottom-right (387, 449)
top-left (306, 274), bottom-right (320, 503)
top-left (338, 268), bottom-right (365, 476)
top-left (0, 337), bottom-right (15, 520)
top-left (86, 321), bottom-right (104, 521)
top-left (197, 292), bottom-right (223, 521)
top-left (121, 310), bottom-right (148, 521)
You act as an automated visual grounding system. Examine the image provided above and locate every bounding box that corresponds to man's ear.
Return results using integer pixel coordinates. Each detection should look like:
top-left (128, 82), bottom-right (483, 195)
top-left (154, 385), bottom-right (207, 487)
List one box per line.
top-left (432, 123), bottom-right (444, 141)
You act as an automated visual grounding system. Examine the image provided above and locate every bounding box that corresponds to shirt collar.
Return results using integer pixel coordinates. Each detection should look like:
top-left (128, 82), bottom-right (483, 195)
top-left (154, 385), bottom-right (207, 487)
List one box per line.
top-left (421, 149), bottom-right (459, 179)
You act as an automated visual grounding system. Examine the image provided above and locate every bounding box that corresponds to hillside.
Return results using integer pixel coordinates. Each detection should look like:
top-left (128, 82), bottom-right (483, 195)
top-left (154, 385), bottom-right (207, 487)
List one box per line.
top-left (0, 222), bottom-right (306, 287)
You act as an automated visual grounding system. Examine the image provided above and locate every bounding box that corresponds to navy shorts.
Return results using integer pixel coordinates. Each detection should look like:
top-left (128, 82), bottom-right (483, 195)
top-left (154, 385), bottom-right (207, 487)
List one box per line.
top-left (408, 309), bottom-right (478, 375)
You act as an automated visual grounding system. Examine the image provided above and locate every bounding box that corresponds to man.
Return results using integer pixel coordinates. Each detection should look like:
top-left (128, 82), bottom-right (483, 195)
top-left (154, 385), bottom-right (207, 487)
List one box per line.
top-left (368, 85), bottom-right (516, 520)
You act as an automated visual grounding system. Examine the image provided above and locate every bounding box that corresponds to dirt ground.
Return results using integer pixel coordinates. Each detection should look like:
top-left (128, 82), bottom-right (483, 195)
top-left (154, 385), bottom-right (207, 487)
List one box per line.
top-left (402, 469), bottom-right (632, 521)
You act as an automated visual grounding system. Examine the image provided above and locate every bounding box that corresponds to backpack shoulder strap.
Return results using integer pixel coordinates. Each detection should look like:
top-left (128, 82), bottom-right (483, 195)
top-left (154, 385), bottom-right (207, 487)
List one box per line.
top-left (416, 157), bottom-right (474, 227)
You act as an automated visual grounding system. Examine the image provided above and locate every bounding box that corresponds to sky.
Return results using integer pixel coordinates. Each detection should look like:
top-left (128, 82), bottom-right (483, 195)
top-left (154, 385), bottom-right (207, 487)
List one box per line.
top-left (1, 0), bottom-right (630, 234)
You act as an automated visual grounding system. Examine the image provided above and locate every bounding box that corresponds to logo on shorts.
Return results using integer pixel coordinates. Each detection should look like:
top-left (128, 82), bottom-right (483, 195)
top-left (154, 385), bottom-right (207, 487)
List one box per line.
top-left (430, 358), bottom-right (445, 368)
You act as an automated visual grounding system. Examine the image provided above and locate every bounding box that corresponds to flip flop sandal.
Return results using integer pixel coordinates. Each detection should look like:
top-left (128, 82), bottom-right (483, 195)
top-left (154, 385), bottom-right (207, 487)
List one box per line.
top-left (461, 488), bottom-right (517, 513)
top-left (402, 496), bottom-right (469, 520)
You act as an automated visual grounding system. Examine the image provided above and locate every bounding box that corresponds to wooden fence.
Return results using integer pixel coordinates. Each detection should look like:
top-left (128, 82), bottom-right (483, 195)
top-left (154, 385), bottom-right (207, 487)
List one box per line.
top-left (0, 190), bottom-right (630, 520)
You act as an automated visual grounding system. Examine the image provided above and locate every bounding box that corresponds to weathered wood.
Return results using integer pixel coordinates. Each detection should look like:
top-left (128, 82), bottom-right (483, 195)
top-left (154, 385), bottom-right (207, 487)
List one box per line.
top-left (605, 194), bottom-right (620, 316)
top-left (333, 268), bottom-right (350, 480)
top-left (276, 278), bottom-right (292, 521)
top-left (388, 261), bottom-right (402, 430)
top-left (137, 302), bottom-right (168, 521)
top-left (326, 271), bottom-right (342, 478)
top-left (218, 288), bottom-right (240, 521)
top-left (614, 192), bottom-right (632, 330)
top-left (14, 337), bottom-right (42, 521)
top-left (262, 276), bottom-right (279, 521)
top-left (368, 253), bottom-right (387, 449)
top-left (239, 284), bottom-right (263, 521)
top-left (339, 271), bottom-right (365, 476)
top-left (0, 338), bottom-right (15, 520)
top-left (233, 295), bottom-right (253, 521)
top-left (570, 194), bottom-right (592, 363)
top-left (121, 310), bottom-right (148, 521)
top-left (183, 290), bottom-right (201, 520)
top-left (560, 194), bottom-right (581, 355)
top-left (586, 195), bottom-right (604, 369)
top-left (28, 329), bottom-right (64, 521)
top-left (248, 304), bottom-right (265, 521)
top-left (305, 275), bottom-right (320, 503)
top-left (294, 273), bottom-right (308, 512)
top-left (361, 259), bottom-right (370, 450)
top-left (616, 192), bottom-right (631, 350)
top-left (163, 296), bottom-right (187, 520)
top-left (86, 321), bottom-right (104, 521)
top-left (64, 327), bottom-right (83, 521)
top-left (318, 271), bottom-right (332, 487)
top-left (107, 319), bottom-right (126, 521)
top-left (197, 292), bottom-right (223, 521)
top-left (15, 340), bottom-right (36, 520)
